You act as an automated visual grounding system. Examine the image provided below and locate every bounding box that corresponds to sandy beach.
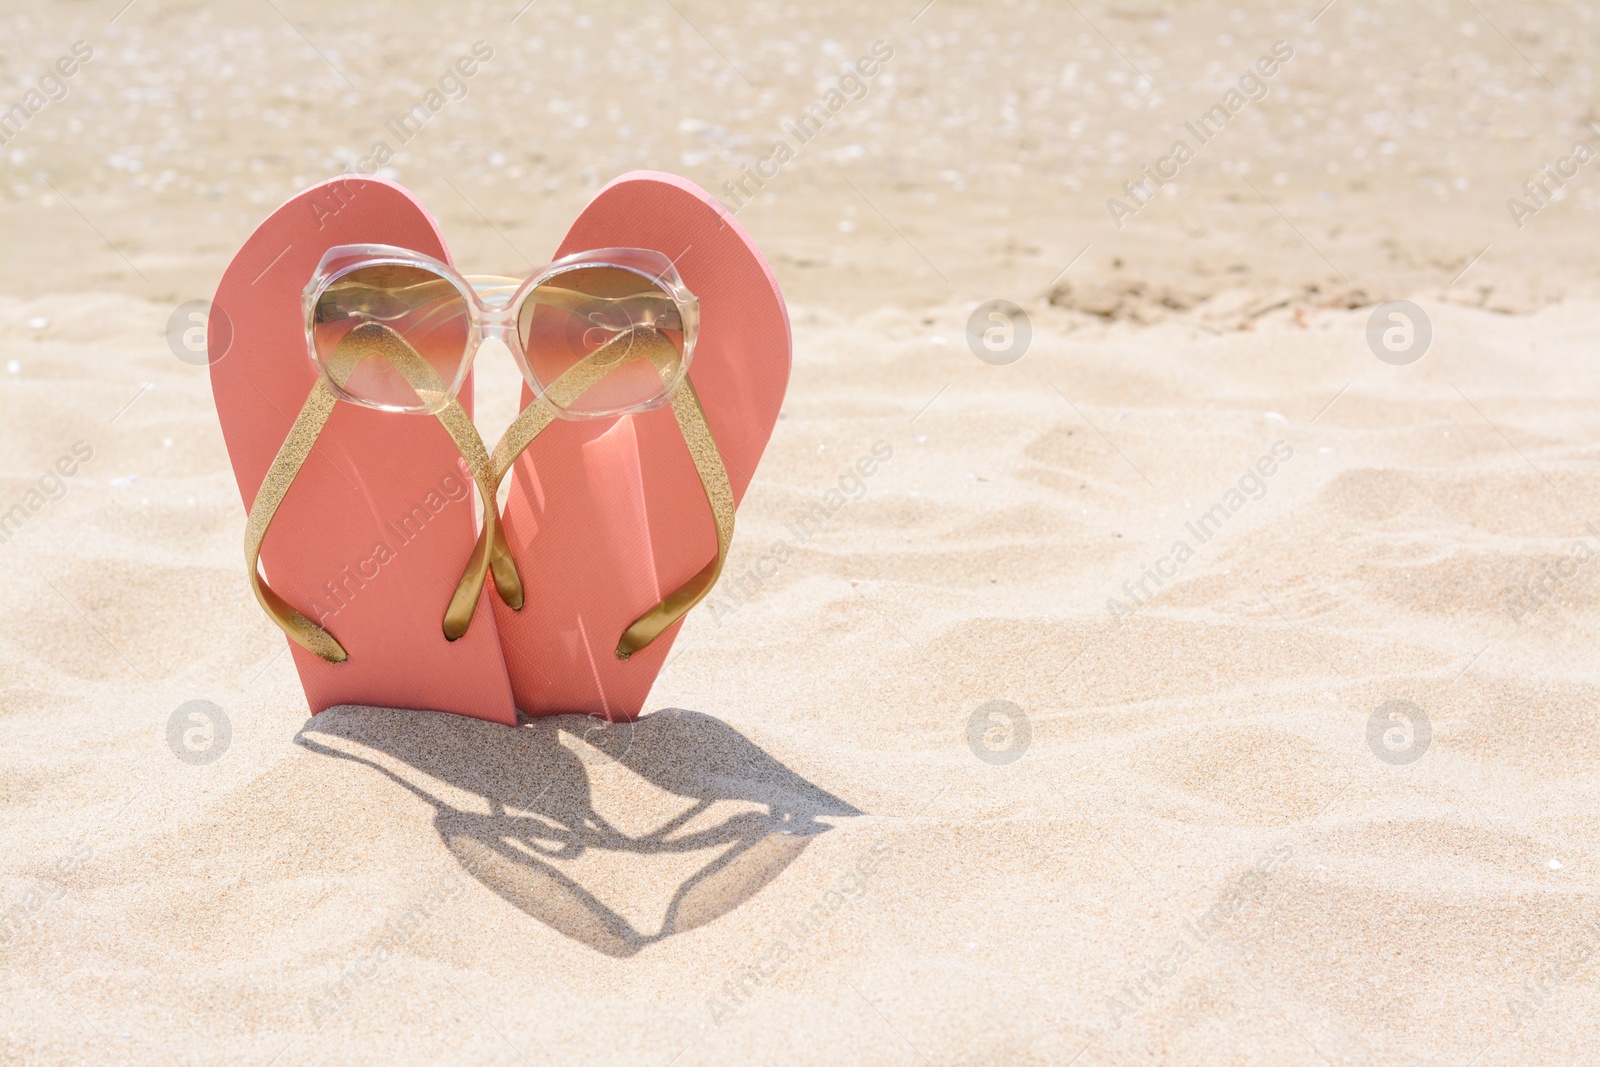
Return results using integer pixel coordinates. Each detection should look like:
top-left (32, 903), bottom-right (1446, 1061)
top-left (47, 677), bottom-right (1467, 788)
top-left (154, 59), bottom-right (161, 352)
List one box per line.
top-left (4, 1), bottom-right (1600, 1063)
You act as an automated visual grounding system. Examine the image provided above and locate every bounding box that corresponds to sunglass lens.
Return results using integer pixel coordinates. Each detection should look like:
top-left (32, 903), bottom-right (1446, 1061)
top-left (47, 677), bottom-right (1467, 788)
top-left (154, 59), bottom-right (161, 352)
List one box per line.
top-left (311, 264), bottom-right (471, 412)
top-left (516, 266), bottom-right (686, 417)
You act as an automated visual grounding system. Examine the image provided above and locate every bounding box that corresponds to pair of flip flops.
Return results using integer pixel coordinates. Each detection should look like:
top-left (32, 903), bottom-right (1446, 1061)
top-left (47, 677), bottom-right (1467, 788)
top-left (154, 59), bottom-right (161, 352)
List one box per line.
top-left (209, 172), bottom-right (790, 726)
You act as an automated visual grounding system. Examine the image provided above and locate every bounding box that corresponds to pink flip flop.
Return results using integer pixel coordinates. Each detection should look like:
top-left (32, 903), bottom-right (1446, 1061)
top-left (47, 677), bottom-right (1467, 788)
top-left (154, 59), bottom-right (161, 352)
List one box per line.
top-left (210, 177), bottom-right (517, 725)
top-left (492, 172), bottom-right (791, 720)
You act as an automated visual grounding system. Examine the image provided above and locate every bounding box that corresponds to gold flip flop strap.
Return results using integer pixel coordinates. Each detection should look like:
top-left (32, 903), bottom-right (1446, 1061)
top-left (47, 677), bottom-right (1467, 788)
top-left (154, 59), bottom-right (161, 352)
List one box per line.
top-left (245, 322), bottom-right (517, 664)
top-left (481, 328), bottom-right (733, 660)
top-left (617, 365), bottom-right (734, 659)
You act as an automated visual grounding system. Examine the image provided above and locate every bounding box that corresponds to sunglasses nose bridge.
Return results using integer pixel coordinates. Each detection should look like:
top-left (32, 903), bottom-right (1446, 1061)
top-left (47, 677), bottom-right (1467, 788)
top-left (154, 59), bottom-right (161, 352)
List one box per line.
top-left (477, 307), bottom-right (519, 343)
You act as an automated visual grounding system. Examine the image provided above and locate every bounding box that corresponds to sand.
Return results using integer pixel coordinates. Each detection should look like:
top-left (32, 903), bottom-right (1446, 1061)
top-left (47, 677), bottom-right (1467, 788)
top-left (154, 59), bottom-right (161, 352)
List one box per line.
top-left (4, 1), bottom-right (1600, 1063)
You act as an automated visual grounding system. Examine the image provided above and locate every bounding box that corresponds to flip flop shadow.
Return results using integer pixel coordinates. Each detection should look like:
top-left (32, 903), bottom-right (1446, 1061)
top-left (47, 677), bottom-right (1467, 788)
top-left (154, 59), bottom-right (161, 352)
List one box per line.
top-left (295, 707), bottom-right (860, 958)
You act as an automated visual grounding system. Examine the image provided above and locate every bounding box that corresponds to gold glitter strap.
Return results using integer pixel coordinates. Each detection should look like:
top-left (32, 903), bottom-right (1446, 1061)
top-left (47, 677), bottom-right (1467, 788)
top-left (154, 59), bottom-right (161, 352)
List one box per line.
top-left (244, 379), bottom-right (348, 662)
top-left (617, 368), bottom-right (733, 659)
top-left (244, 322), bottom-right (518, 664)
top-left (478, 328), bottom-right (733, 660)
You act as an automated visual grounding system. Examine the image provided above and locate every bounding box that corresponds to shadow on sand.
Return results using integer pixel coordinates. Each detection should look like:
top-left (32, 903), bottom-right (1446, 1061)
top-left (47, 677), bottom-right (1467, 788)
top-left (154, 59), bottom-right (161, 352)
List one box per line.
top-left (296, 707), bottom-right (860, 957)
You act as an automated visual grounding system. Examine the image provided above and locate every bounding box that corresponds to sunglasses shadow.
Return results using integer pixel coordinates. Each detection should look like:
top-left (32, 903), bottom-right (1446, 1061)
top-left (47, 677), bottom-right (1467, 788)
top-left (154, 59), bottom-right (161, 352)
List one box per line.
top-left (295, 706), bottom-right (861, 958)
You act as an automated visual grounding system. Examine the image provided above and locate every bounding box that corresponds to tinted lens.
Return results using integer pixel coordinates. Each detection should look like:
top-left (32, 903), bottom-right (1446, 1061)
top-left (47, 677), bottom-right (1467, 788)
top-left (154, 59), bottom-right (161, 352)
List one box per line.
top-left (311, 264), bottom-right (471, 412)
top-left (517, 266), bottom-right (685, 417)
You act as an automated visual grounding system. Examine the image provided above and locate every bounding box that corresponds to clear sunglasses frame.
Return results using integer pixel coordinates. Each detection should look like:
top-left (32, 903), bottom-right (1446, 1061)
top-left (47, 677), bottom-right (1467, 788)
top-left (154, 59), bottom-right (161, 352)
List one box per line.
top-left (301, 243), bottom-right (700, 418)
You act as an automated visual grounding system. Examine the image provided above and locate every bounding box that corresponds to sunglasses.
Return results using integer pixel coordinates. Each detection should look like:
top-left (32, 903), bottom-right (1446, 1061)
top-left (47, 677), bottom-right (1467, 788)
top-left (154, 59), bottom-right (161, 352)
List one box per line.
top-left (269, 241), bottom-right (727, 663)
top-left (302, 244), bottom-right (700, 418)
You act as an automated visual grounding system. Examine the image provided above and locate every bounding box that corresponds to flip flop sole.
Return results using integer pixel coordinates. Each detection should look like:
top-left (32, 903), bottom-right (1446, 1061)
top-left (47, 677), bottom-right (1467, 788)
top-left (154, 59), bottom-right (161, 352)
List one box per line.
top-left (211, 176), bottom-right (516, 725)
top-left (495, 172), bottom-right (791, 720)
